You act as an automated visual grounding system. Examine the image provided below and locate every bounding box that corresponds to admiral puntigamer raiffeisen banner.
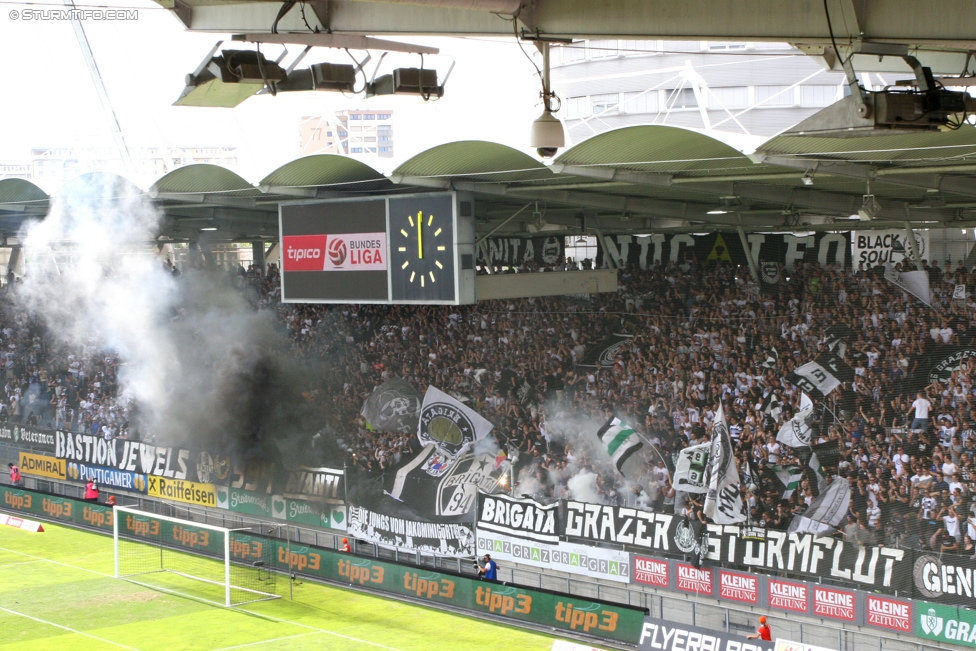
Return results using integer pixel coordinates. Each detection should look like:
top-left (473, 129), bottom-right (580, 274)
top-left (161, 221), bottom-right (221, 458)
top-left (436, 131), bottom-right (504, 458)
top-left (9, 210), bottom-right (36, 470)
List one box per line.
top-left (476, 492), bottom-right (559, 544)
top-left (67, 461), bottom-right (147, 493)
top-left (347, 504), bottom-right (475, 556)
top-left (562, 501), bottom-right (911, 592)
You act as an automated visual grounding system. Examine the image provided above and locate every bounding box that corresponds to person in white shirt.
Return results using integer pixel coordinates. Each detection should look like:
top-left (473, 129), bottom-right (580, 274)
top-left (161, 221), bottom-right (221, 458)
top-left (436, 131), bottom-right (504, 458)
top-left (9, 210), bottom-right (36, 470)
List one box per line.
top-left (907, 391), bottom-right (932, 430)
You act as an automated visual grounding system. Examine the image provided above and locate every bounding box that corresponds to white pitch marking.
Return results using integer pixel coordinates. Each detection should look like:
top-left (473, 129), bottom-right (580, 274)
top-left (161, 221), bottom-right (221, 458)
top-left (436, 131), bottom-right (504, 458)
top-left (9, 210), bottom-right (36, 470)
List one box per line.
top-left (0, 605), bottom-right (143, 650)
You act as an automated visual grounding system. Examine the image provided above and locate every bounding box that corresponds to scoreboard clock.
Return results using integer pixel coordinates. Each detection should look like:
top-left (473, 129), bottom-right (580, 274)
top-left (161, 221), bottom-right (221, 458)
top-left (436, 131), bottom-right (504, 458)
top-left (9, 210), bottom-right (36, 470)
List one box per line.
top-left (279, 192), bottom-right (474, 305)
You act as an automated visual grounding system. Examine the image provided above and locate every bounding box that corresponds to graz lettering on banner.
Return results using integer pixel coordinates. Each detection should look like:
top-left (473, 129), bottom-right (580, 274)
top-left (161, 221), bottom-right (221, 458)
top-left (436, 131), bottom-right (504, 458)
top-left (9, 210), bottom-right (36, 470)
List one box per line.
top-left (633, 555), bottom-right (669, 588)
top-left (347, 504), bottom-right (474, 557)
top-left (917, 600), bottom-right (976, 645)
top-left (866, 595), bottom-right (911, 633)
top-left (18, 452), bottom-right (65, 480)
top-left (476, 492), bottom-right (558, 543)
top-left (768, 579), bottom-right (809, 613)
top-left (67, 461), bottom-right (147, 493)
top-left (147, 476), bottom-right (217, 507)
top-left (477, 530), bottom-right (630, 583)
top-left (813, 586), bottom-right (855, 621)
top-left (638, 615), bottom-right (774, 651)
top-left (283, 466), bottom-right (344, 502)
top-left (564, 501), bottom-right (677, 552)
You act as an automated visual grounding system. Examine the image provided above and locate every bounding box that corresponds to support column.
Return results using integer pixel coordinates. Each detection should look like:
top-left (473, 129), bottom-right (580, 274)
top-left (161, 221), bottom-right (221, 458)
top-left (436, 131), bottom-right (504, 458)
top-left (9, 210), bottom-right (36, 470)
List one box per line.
top-left (5, 246), bottom-right (22, 285)
top-left (251, 240), bottom-right (265, 272)
top-left (904, 222), bottom-right (923, 270)
top-left (736, 226), bottom-right (760, 284)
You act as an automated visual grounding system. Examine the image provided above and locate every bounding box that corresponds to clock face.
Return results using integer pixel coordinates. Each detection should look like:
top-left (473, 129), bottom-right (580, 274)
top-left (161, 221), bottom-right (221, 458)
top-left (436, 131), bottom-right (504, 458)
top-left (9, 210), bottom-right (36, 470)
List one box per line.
top-left (389, 195), bottom-right (456, 302)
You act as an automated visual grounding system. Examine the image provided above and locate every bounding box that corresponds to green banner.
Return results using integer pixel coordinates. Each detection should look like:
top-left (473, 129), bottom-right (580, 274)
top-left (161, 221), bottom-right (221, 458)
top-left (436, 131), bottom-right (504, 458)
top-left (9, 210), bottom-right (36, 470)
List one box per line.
top-left (917, 600), bottom-right (976, 646)
top-left (273, 544), bottom-right (645, 644)
top-left (0, 485), bottom-right (115, 531)
top-left (271, 495), bottom-right (347, 531)
top-left (216, 486), bottom-right (273, 518)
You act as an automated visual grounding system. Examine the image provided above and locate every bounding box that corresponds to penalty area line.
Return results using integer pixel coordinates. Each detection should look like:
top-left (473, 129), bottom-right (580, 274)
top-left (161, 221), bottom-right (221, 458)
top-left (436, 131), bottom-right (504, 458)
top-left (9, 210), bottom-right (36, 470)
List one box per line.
top-left (232, 606), bottom-right (408, 651)
top-left (0, 605), bottom-right (143, 651)
top-left (211, 631), bottom-right (323, 650)
top-left (0, 546), bottom-right (111, 577)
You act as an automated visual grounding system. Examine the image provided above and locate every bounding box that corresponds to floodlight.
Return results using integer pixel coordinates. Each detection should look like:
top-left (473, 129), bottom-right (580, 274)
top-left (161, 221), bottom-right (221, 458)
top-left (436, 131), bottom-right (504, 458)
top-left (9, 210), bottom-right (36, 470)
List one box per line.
top-left (858, 195), bottom-right (882, 221)
top-left (366, 68), bottom-right (443, 98)
top-left (175, 49), bottom-right (285, 107)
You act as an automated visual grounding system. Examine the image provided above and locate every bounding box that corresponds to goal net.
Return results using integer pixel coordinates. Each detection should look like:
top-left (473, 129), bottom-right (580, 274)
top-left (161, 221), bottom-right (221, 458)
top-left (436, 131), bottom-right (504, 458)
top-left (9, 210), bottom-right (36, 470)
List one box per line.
top-left (113, 506), bottom-right (279, 607)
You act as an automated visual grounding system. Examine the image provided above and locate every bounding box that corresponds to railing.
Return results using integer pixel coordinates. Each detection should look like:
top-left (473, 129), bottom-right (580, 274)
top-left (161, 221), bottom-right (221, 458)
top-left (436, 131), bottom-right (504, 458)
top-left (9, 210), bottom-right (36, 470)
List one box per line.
top-left (0, 444), bottom-right (957, 651)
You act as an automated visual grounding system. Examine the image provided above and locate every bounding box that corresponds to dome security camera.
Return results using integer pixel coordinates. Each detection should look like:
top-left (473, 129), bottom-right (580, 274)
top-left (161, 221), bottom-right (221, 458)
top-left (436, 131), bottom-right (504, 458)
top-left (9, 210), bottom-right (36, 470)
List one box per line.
top-left (530, 108), bottom-right (565, 158)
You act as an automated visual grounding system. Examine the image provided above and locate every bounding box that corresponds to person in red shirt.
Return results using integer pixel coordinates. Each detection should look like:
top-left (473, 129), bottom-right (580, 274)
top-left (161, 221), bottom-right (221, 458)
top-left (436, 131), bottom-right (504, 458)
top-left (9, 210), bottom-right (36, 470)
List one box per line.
top-left (340, 538), bottom-right (351, 552)
top-left (747, 616), bottom-right (772, 641)
top-left (7, 463), bottom-right (22, 487)
top-left (84, 480), bottom-right (99, 502)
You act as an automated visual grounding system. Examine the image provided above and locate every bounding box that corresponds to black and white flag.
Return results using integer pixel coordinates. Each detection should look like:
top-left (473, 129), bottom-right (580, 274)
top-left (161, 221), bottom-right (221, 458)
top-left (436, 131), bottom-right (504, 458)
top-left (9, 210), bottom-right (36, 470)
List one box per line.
top-left (361, 377), bottom-right (421, 434)
top-left (786, 353), bottom-right (854, 397)
top-left (579, 334), bottom-right (634, 368)
top-left (884, 264), bottom-right (933, 307)
top-left (418, 386), bottom-right (494, 458)
top-left (596, 416), bottom-right (643, 474)
top-left (788, 477), bottom-right (851, 536)
top-left (703, 404), bottom-right (747, 524)
top-left (673, 443), bottom-right (710, 494)
top-left (777, 408), bottom-right (814, 448)
top-left (823, 324), bottom-right (857, 358)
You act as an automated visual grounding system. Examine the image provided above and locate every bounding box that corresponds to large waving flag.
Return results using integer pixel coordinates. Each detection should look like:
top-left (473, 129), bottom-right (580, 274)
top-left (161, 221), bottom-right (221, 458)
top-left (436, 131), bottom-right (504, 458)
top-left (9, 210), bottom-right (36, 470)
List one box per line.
top-left (703, 404), bottom-right (747, 524)
top-left (418, 387), bottom-right (494, 458)
top-left (777, 408), bottom-right (815, 448)
top-left (673, 443), bottom-right (710, 494)
top-left (596, 417), bottom-right (643, 474)
top-left (788, 477), bottom-right (851, 536)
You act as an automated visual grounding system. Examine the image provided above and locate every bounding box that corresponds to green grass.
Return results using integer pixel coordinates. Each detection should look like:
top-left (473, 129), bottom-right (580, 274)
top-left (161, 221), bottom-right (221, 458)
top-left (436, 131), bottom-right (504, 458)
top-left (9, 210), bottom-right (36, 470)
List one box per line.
top-left (0, 522), bottom-right (565, 651)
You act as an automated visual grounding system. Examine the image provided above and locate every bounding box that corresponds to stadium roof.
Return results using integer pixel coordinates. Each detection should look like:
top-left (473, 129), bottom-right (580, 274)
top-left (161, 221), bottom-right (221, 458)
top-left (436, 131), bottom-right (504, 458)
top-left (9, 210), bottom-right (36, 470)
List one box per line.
top-left (2, 124), bottom-right (976, 243)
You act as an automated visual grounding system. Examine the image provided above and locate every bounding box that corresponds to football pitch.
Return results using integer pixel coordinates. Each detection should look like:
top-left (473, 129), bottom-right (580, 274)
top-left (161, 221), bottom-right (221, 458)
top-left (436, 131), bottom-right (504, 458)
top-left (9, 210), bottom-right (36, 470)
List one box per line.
top-left (0, 521), bottom-right (565, 651)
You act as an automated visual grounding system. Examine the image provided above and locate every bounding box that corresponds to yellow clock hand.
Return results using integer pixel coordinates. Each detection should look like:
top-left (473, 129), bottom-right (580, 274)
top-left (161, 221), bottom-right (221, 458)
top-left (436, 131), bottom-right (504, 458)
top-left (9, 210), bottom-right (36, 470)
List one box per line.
top-left (417, 211), bottom-right (423, 259)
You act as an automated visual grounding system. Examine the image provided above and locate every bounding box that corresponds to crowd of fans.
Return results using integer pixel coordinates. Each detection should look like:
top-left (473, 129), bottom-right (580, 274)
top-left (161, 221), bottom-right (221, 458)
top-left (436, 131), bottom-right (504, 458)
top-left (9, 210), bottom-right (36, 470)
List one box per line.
top-left (3, 250), bottom-right (976, 556)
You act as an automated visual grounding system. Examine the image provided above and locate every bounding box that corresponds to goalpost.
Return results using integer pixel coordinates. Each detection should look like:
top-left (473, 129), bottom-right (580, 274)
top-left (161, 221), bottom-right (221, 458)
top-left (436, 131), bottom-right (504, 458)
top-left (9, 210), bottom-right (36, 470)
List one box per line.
top-left (113, 505), bottom-right (280, 607)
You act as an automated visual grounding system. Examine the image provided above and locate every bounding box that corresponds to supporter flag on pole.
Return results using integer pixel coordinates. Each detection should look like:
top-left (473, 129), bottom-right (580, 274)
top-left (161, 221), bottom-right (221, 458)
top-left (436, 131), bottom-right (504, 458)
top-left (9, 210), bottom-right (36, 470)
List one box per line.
top-left (777, 408), bottom-right (815, 448)
top-left (418, 387), bottom-right (494, 458)
top-left (596, 417), bottom-right (643, 474)
top-left (361, 377), bottom-right (422, 434)
top-left (786, 353), bottom-right (854, 398)
top-left (774, 466), bottom-right (804, 499)
top-left (809, 452), bottom-right (828, 492)
top-left (579, 334), bottom-right (634, 368)
top-left (673, 442), bottom-right (710, 494)
top-left (788, 477), bottom-right (851, 536)
top-left (799, 392), bottom-right (814, 412)
top-left (703, 404), bottom-right (747, 524)
top-left (884, 264), bottom-right (933, 307)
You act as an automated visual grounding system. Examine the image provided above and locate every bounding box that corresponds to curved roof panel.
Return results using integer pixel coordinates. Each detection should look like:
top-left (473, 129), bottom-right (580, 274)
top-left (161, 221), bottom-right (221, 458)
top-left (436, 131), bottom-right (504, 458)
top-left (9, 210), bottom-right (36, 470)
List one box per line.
top-left (0, 178), bottom-right (49, 204)
top-left (55, 172), bottom-right (144, 201)
top-left (760, 126), bottom-right (976, 164)
top-left (393, 141), bottom-right (551, 182)
top-left (151, 164), bottom-right (258, 195)
top-left (556, 125), bottom-right (758, 174)
top-left (259, 154), bottom-right (392, 191)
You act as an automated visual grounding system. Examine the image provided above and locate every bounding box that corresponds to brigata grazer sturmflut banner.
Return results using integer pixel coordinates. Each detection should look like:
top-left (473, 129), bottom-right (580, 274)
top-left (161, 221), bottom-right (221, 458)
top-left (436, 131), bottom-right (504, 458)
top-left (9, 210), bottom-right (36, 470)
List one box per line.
top-left (563, 501), bottom-right (911, 593)
top-left (476, 492), bottom-right (559, 544)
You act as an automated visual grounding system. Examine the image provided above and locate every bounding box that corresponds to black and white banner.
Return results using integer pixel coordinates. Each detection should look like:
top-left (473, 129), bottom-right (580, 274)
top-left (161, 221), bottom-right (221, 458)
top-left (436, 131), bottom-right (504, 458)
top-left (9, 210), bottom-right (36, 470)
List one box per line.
top-left (638, 615), bottom-right (774, 651)
top-left (598, 232), bottom-right (850, 270)
top-left (418, 386), bottom-right (494, 458)
top-left (777, 408), bottom-right (814, 448)
top-left (346, 504), bottom-right (475, 556)
top-left (0, 425), bottom-right (57, 452)
top-left (476, 492), bottom-right (559, 543)
top-left (282, 466), bottom-right (345, 502)
top-left (579, 334), bottom-right (634, 368)
top-left (564, 501), bottom-right (680, 554)
top-left (786, 353), bottom-right (854, 397)
top-left (477, 235), bottom-right (564, 268)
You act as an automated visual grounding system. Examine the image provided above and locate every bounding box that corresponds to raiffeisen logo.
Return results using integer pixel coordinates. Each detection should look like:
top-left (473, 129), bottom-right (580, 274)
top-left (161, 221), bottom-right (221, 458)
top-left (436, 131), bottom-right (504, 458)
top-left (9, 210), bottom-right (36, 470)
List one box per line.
top-left (282, 235), bottom-right (328, 271)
